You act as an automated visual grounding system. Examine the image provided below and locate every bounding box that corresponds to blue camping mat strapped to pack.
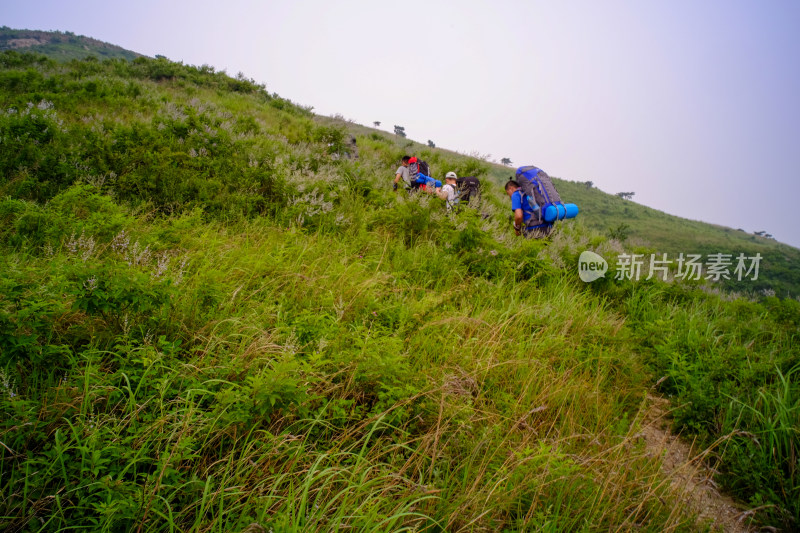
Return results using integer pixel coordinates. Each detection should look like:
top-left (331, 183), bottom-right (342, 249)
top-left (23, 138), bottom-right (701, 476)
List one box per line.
top-left (515, 166), bottom-right (578, 226)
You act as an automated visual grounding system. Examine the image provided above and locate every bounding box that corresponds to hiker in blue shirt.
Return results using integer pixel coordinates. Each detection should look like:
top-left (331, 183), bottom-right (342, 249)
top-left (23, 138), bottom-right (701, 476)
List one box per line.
top-left (505, 180), bottom-right (552, 238)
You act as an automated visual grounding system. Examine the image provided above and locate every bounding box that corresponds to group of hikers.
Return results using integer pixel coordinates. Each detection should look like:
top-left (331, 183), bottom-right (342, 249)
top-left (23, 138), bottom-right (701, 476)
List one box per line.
top-left (392, 156), bottom-right (480, 212)
top-left (392, 156), bottom-right (578, 238)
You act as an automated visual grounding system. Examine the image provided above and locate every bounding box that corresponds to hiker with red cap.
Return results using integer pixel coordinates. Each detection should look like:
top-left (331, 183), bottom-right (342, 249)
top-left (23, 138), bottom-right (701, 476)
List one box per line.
top-left (393, 156), bottom-right (440, 192)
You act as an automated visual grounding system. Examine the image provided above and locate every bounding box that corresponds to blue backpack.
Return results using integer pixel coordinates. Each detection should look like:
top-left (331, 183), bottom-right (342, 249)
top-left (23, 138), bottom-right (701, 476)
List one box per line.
top-left (516, 166), bottom-right (578, 226)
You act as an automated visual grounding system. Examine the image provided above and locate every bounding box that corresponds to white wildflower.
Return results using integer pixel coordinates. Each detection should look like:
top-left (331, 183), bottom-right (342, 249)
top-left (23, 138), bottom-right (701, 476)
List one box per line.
top-left (126, 241), bottom-right (152, 267)
top-left (83, 276), bottom-right (98, 291)
top-left (111, 230), bottom-right (130, 254)
top-left (152, 252), bottom-right (171, 279)
top-left (0, 369), bottom-right (17, 399)
top-left (66, 231), bottom-right (96, 261)
top-left (66, 232), bottom-right (78, 254)
top-left (80, 236), bottom-right (96, 263)
top-left (173, 256), bottom-right (188, 286)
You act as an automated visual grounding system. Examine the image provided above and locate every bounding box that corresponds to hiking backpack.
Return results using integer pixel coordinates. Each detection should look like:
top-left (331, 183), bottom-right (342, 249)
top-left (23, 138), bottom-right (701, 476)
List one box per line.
top-left (455, 176), bottom-right (481, 204)
top-left (515, 166), bottom-right (577, 227)
top-left (407, 157), bottom-right (431, 190)
top-left (408, 157), bottom-right (430, 178)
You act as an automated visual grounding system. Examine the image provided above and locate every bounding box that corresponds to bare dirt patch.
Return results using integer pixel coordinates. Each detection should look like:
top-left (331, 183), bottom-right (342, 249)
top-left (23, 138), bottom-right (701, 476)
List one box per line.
top-left (639, 395), bottom-right (754, 532)
top-left (7, 38), bottom-right (48, 48)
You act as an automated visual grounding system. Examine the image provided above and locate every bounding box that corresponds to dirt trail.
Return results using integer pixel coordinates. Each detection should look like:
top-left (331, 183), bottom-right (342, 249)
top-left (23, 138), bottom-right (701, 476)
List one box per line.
top-left (639, 395), bottom-right (754, 532)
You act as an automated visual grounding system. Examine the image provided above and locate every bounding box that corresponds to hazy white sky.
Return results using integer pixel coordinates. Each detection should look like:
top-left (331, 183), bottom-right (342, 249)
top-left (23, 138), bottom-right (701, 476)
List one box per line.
top-left (4, 0), bottom-right (800, 247)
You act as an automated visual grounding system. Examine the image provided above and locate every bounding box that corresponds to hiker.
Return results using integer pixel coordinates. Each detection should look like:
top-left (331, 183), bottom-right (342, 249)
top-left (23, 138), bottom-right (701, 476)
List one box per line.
top-left (436, 171), bottom-right (459, 210)
top-left (510, 166), bottom-right (578, 236)
top-left (393, 155), bottom-right (412, 191)
top-left (345, 134), bottom-right (359, 160)
top-left (505, 180), bottom-right (553, 238)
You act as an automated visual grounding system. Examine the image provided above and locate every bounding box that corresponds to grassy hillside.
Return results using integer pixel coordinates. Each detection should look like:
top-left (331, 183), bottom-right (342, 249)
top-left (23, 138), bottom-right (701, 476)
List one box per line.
top-left (550, 178), bottom-right (800, 297)
top-left (0, 27), bottom-right (141, 62)
top-left (0, 50), bottom-right (798, 532)
top-left (341, 133), bottom-right (800, 298)
top-left (3, 28), bottom-right (798, 298)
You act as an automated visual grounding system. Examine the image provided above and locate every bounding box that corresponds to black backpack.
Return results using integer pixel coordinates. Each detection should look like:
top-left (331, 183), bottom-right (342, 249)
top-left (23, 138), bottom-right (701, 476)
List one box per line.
top-left (407, 158), bottom-right (431, 190)
top-left (408, 158), bottom-right (430, 179)
top-left (418, 160), bottom-right (430, 177)
top-left (455, 176), bottom-right (481, 204)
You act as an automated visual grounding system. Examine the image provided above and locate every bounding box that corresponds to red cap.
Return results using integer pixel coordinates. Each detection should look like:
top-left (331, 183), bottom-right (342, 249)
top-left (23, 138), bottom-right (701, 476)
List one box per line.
top-left (409, 157), bottom-right (417, 163)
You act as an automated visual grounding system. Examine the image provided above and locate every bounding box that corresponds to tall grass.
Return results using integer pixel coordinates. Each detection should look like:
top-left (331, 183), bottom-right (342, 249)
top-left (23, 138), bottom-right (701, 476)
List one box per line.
top-left (0, 214), bottom-right (700, 531)
top-left (617, 280), bottom-right (800, 527)
top-left (1, 50), bottom-right (797, 531)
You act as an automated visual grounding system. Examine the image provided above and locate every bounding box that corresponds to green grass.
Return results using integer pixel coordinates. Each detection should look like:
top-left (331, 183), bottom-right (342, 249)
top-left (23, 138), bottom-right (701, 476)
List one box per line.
top-left (328, 108), bottom-right (800, 299)
top-left (0, 50), bottom-right (798, 531)
top-left (543, 177), bottom-right (800, 297)
top-left (0, 215), bottom-right (681, 531)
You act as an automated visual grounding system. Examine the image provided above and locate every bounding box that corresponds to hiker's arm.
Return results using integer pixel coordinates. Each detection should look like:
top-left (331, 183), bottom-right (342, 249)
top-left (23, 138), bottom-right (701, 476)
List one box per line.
top-left (435, 187), bottom-right (448, 200)
top-left (513, 209), bottom-right (524, 235)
